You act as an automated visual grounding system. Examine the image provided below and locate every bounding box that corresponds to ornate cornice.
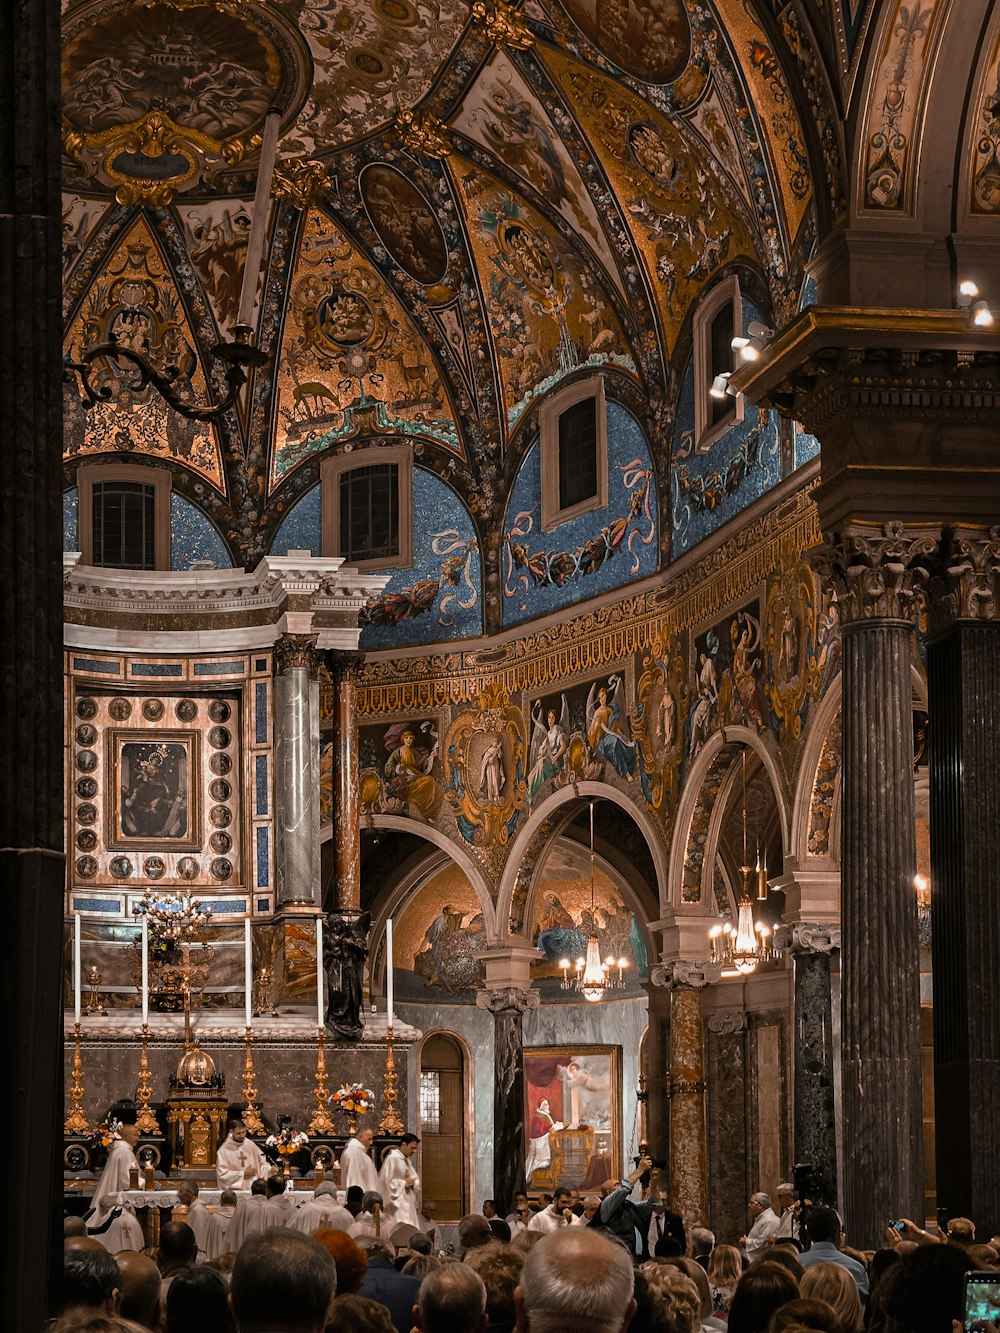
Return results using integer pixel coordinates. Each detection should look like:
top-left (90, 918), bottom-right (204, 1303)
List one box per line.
top-left (773, 921), bottom-right (841, 954)
top-left (649, 959), bottom-right (722, 990)
top-left (810, 522), bottom-right (936, 623)
top-left (926, 527), bottom-right (1000, 632)
top-left (475, 985), bottom-right (540, 1015)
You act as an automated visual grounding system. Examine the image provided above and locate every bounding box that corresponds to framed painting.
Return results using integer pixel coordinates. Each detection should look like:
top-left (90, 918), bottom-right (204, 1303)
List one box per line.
top-left (523, 1045), bottom-right (621, 1192)
top-left (108, 731), bottom-right (200, 850)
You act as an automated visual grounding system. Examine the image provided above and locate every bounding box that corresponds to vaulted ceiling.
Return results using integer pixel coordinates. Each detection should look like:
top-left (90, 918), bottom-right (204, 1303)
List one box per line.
top-left (62, 0), bottom-right (859, 565)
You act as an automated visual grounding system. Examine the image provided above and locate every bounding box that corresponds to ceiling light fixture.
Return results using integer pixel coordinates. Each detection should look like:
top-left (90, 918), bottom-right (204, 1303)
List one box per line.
top-left (710, 371), bottom-right (739, 399)
top-left (559, 801), bottom-right (628, 1002)
top-left (731, 321), bottom-right (774, 363)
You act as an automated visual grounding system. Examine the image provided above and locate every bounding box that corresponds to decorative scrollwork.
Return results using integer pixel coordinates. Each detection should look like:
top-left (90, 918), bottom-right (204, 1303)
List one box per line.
top-left (810, 522), bottom-right (937, 623)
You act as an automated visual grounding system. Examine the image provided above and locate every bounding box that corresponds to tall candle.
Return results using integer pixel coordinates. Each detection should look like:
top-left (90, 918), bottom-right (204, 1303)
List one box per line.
top-left (316, 916), bottom-right (324, 1029)
top-left (141, 917), bottom-right (148, 1025)
top-left (386, 918), bottom-right (394, 1030)
top-left (74, 912), bottom-right (82, 1025)
top-left (244, 918), bottom-right (253, 1028)
top-left (236, 106), bottom-right (282, 331)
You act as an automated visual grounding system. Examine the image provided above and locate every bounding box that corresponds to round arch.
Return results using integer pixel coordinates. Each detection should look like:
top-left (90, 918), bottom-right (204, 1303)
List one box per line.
top-left (791, 674), bottom-right (842, 863)
top-left (495, 780), bottom-right (667, 940)
top-left (667, 725), bottom-right (790, 914)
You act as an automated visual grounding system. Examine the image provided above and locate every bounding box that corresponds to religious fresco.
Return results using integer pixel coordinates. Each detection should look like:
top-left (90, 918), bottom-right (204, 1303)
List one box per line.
top-left (762, 542), bottom-right (822, 743)
top-left (555, 0), bottom-right (691, 83)
top-left (502, 403), bottom-right (657, 628)
top-left (360, 164), bottom-right (450, 286)
top-left (349, 718), bottom-right (444, 832)
top-left (175, 200), bottom-right (252, 337)
top-left (445, 684), bottom-right (528, 880)
top-left (968, 24), bottom-right (1000, 214)
top-left (450, 154), bottom-right (637, 431)
top-left (524, 1046), bottom-right (621, 1191)
top-left (687, 598), bottom-right (767, 759)
top-left (542, 47), bottom-right (761, 349)
top-left (807, 710), bottom-right (841, 859)
top-left (390, 863), bottom-right (486, 1000)
top-left (520, 672), bottom-right (641, 805)
top-left (63, 196), bottom-right (113, 279)
top-left (269, 207), bottom-right (461, 489)
top-left (63, 214), bottom-right (225, 491)
top-left (451, 49), bottom-right (624, 296)
top-left (633, 631), bottom-right (688, 816)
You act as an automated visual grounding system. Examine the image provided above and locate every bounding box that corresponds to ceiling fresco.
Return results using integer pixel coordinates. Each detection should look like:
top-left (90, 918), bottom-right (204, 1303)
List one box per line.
top-left (60, 0), bottom-right (847, 568)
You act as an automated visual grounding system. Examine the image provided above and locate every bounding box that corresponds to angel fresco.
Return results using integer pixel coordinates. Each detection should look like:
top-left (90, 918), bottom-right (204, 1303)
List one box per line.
top-left (383, 722), bottom-right (441, 822)
top-left (586, 676), bottom-right (637, 781)
top-left (527, 696), bottom-right (570, 802)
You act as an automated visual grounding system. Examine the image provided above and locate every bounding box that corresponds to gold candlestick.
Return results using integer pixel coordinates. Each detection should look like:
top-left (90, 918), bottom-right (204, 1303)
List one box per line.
top-left (84, 964), bottom-right (107, 1016)
top-left (308, 1028), bottom-right (337, 1135)
top-left (378, 1025), bottom-right (404, 1136)
top-left (241, 1025), bottom-right (265, 1135)
top-left (134, 1022), bottom-right (161, 1135)
top-left (65, 1022), bottom-right (91, 1135)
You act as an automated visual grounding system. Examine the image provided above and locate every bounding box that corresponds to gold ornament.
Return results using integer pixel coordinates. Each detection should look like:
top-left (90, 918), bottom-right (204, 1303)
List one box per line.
top-left (272, 159), bottom-right (331, 211)
top-left (471, 0), bottom-right (535, 49)
top-left (395, 109), bottom-right (451, 159)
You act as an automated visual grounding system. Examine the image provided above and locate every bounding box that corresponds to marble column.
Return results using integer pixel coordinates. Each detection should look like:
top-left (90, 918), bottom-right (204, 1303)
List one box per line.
top-left (0, 0), bottom-right (64, 1321)
top-left (653, 959), bottom-right (720, 1227)
top-left (707, 1010), bottom-right (749, 1246)
top-left (813, 524), bottom-right (932, 1246)
top-left (330, 653), bottom-right (363, 910)
top-left (775, 922), bottom-right (840, 1205)
top-left (274, 634), bottom-right (321, 908)
top-left (927, 530), bottom-right (1000, 1234)
top-left (476, 984), bottom-right (540, 1214)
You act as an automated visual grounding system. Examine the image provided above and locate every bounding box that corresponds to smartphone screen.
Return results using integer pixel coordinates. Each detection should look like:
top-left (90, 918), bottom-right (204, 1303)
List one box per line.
top-left (963, 1272), bottom-right (1000, 1333)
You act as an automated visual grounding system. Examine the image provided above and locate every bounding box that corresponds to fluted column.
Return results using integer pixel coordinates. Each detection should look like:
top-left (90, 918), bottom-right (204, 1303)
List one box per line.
top-left (813, 524), bottom-right (933, 1245)
top-left (330, 653), bottom-right (363, 910)
top-left (476, 985), bottom-right (540, 1213)
top-left (1, 0), bottom-right (63, 1321)
top-left (274, 634), bottom-right (321, 907)
top-left (775, 922), bottom-right (840, 1205)
top-left (653, 959), bottom-right (719, 1227)
top-left (927, 529), bottom-right (1000, 1234)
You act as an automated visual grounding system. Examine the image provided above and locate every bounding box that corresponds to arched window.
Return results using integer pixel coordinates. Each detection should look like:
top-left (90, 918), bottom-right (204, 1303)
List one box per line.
top-left (419, 1032), bottom-right (466, 1221)
top-left (78, 464), bottom-right (170, 569)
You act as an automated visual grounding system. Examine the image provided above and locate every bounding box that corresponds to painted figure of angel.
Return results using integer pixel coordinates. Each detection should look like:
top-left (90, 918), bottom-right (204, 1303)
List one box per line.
top-left (527, 695), bottom-right (570, 801)
top-left (586, 676), bottom-right (637, 781)
top-left (479, 733), bottom-right (506, 803)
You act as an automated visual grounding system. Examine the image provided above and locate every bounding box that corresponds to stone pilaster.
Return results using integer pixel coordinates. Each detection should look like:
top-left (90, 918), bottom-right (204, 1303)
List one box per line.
top-left (329, 653), bottom-right (364, 910)
top-left (926, 528), bottom-right (1000, 1234)
top-left (812, 525), bottom-right (929, 1246)
top-left (774, 922), bottom-right (841, 1205)
top-left (274, 633), bottom-right (321, 908)
top-left (476, 984), bottom-right (540, 1214)
top-left (651, 959), bottom-right (720, 1226)
top-left (0, 0), bottom-right (64, 1321)
top-left (707, 1009), bottom-right (749, 1245)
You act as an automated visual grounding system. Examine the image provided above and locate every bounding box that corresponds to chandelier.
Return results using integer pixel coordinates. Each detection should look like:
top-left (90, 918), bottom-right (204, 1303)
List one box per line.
top-left (133, 891), bottom-right (212, 943)
top-left (707, 750), bottom-right (779, 975)
top-left (559, 801), bottom-right (628, 1002)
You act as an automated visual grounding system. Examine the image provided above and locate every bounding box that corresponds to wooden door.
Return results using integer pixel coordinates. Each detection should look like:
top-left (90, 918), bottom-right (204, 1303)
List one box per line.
top-left (419, 1034), bottom-right (465, 1221)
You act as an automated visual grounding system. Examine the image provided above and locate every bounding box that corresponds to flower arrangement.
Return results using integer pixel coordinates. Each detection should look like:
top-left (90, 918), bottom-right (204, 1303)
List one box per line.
top-left (265, 1125), bottom-right (310, 1156)
top-left (330, 1083), bottom-right (374, 1115)
top-left (89, 1114), bottom-right (122, 1162)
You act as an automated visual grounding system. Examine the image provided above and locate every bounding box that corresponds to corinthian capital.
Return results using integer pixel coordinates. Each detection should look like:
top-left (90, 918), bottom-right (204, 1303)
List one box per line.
top-left (773, 921), bottom-right (841, 954)
top-left (274, 633), bottom-right (320, 675)
top-left (475, 986), bottom-right (540, 1015)
top-left (927, 526), bottom-right (1000, 629)
top-left (810, 523), bottom-right (937, 623)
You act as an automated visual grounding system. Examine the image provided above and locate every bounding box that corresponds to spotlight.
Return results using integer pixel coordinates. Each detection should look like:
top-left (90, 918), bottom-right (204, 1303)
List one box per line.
top-left (710, 372), bottom-right (732, 399)
top-left (731, 321), bottom-right (773, 362)
top-left (958, 279), bottom-right (980, 304)
top-left (971, 298), bottom-right (994, 327)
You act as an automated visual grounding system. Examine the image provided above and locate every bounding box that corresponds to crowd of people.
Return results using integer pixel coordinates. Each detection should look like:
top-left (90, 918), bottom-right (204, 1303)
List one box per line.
top-left (56, 1130), bottom-right (1000, 1333)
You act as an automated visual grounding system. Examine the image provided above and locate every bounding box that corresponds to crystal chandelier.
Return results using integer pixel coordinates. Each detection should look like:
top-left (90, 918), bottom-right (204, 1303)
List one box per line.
top-left (560, 801), bottom-right (628, 1002)
top-left (707, 750), bottom-right (779, 974)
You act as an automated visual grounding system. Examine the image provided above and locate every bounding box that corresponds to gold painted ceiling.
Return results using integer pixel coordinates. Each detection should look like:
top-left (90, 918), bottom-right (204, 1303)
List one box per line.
top-left (61, 0), bottom-right (850, 559)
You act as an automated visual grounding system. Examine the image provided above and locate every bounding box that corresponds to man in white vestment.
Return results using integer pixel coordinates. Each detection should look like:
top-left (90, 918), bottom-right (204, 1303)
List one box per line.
top-left (225, 1180), bottom-right (272, 1253)
top-left (527, 1186), bottom-right (581, 1233)
top-left (741, 1192), bottom-right (781, 1259)
top-left (216, 1120), bottom-right (270, 1191)
top-left (340, 1127), bottom-right (380, 1193)
top-left (260, 1174), bottom-right (298, 1226)
top-left (287, 1181), bottom-right (354, 1236)
top-left (348, 1190), bottom-right (385, 1241)
top-left (201, 1190), bottom-right (238, 1261)
top-left (379, 1132), bottom-right (421, 1230)
top-left (176, 1181), bottom-right (212, 1260)
top-left (87, 1123), bottom-right (145, 1252)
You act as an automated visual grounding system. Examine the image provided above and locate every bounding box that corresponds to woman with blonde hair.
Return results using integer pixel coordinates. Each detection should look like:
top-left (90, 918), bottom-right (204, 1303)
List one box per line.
top-left (708, 1244), bottom-right (744, 1316)
top-left (799, 1263), bottom-right (863, 1333)
top-left (638, 1266), bottom-right (702, 1333)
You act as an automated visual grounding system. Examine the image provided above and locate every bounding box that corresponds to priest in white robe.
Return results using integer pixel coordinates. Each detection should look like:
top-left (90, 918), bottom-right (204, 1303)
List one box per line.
top-left (225, 1180), bottom-right (272, 1252)
top-left (260, 1175), bottom-right (298, 1226)
top-left (287, 1182), bottom-right (354, 1236)
top-left (87, 1123), bottom-right (145, 1252)
top-left (339, 1127), bottom-right (379, 1194)
top-left (201, 1190), bottom-right (238, 1260)
top-left (216, 1120), bottom-right (270, 1191)
top-left (379, 1132), bottom-right (421, 1230)
top-left (176, 1180), bottom-right (212, 1260)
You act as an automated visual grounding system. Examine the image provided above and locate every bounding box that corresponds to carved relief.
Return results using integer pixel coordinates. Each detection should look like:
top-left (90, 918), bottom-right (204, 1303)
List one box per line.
top-left (811, 523), bottom-right (936, 623)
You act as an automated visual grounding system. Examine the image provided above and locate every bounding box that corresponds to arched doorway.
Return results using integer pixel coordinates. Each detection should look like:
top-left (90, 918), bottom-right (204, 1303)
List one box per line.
top-left (418, 1032), bottom-right (467, 1222)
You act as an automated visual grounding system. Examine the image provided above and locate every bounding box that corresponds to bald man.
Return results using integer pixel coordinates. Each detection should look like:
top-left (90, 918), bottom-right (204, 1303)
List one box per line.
top-left (115, 1251), bottom-right (162, 1330)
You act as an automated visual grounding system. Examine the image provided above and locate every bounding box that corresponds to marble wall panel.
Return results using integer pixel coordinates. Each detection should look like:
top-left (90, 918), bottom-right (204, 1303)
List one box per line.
top-left (708, 1021), bottom-right (749, 1245)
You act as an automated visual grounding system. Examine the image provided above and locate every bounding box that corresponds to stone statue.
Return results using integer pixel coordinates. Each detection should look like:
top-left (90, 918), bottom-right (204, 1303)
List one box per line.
top-left (323, 910), bottom-right (370, 1041)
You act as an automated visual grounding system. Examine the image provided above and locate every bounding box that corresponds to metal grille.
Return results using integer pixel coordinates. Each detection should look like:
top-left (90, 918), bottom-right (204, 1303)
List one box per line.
top-left (338, 463), bottom-right (399, 562)
top-left (91, 481), bottom-right (156, 569)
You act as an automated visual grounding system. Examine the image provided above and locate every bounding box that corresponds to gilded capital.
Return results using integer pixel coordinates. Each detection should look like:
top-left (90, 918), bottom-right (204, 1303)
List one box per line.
top-left (810, 522), bottom-right (937, 623)
top-left (475, 985), bottom-right (540, 1015)
top-left (274, 633), bottom-right (320, 676)
top-left (926, 527), bottom-right (1000, 630)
